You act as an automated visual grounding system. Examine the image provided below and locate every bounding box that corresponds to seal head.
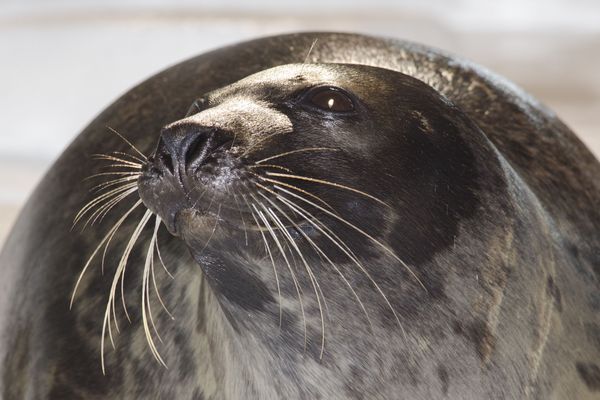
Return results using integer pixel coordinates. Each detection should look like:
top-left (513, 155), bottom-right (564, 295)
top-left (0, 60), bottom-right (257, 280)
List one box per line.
top-left (138, 63), bottom-right (502, 337)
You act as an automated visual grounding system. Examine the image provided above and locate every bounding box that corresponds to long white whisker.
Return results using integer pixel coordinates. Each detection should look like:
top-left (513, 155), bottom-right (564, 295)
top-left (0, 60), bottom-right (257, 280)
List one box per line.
top-left (70, 200), bottom-right (143, 309)
top-left (85, 187), bottom-right (138, 228)
top-left (73, 182), bottom-right (137, 227)
top-left (117, 209), bottom-right (153, 324)
top-left (90, 175), bottom-right (140, 193)
top-left (266, 172), bottom-right (389, 208)
top-left (190, 186), bottom-right (209, 210)
top-left (255, 183), bottom-right (354, 258)
top-left (256, 190), bottom-right (374, 331)
top-left (151, 218), bottom-right (174, 319)
top-left (84, 171), bottom-right (141, 181)
top-left (155, 237), bottom-right (174, 280)
top-left (256, 182), bottom-right (409, 337)
top-left (92, 153), bottom-right (142, 167)
top-left (250, 172), bottom-right (337, 213)
top-left (100, 197), bottom-right (139, 279)
top-left (144, 219), bottom-right (162, 342)
top-left (140, 216), bottom-right (168, 366)
top-left (249, 163), bottom-right (294, 174)
top-left (101, 209), bottom-right (152, 374)
top-left (273, 184), bottom-right (426, 291)
top-left (106, 126), bottom-right (148, 160)
top-left (232, 190), bottom-right (249, 246)
top-left (99, 163), bottom-right (142, 170)
top-left (195, 203), bottom-right (222, 257)
top-left (255, 147), bottom-right (340, 164)
top-left (262, 202), bottom-right (327, 359)
top-left (246, 201), bottom-right (282, 327)
top-left (112, 151), bottom-right (146, 165)
top-left (252, 203), bottom-right (307, 350)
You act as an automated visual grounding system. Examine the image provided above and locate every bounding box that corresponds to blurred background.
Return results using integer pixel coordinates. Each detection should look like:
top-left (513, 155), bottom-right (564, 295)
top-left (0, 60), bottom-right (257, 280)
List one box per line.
top-left (1, 0), bottom-right (599, 246)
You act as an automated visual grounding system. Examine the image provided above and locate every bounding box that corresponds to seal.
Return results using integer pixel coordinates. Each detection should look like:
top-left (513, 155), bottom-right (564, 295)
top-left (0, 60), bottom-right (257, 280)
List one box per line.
top-left (1, 32), bottom-right (599, 399)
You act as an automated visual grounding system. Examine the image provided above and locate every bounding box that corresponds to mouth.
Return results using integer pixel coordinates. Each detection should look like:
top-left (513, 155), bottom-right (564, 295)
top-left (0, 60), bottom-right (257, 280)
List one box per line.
top-left (165, 205), bottom-right (244, 237)
top-left (137, 138), bottom-right (256, 232)
top-left (138, 163), bottom-right (324, 247)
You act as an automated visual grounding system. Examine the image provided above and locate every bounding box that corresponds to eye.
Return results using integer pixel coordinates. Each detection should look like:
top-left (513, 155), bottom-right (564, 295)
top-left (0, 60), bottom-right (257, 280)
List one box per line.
top-left (307, 87), bottom-right (355, 113)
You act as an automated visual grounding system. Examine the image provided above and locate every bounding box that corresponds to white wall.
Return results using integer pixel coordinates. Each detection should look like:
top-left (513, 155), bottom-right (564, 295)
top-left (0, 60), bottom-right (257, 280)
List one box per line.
top-left (1, 0), bottom-right (599, 244)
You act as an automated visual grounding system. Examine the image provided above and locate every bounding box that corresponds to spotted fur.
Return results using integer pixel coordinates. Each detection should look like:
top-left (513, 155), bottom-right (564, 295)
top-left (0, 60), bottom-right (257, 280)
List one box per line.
top-left (1, 32), bottom-right (598, 399)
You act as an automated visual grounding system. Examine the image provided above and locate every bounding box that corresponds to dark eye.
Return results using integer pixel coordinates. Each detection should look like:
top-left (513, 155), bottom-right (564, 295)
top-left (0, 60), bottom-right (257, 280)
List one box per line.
top-left (307, 87), bottom-right (355, 113)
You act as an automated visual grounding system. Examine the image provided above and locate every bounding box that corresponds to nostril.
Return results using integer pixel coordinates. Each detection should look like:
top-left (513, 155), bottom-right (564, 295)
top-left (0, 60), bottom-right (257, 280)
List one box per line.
top-left (154, 123), bottom-right (233, 174)
top-left (185, 132), bottom-right (210, 168)
top-left (153, 136), bottom-right (176, 175)
top-left (158, 152), bottom-right (175, 175)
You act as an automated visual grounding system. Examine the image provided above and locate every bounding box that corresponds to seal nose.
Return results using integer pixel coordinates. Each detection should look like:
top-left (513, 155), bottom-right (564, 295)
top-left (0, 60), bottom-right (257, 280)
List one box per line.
top-left (154, 123), bottom-right (232, 176)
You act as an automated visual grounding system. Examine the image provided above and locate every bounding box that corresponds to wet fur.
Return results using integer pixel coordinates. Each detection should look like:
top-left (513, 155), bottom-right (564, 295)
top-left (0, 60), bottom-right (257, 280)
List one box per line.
top-left (1, 33), bottom-right (599, 399)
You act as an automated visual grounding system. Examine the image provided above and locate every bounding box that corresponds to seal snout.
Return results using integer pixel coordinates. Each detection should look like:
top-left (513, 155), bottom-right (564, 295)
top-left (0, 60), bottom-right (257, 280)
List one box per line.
top-left (155, 122), bottom-right (234, 180)
top-left (138, 120), bottom-right (249, 238)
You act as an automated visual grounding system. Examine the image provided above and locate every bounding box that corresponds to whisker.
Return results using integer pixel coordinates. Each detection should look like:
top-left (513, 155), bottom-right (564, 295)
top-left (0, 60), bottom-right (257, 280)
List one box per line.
top-left (250, 172), bottom-right (337, 214)
top-left (106, 126), bottom-right (148, 161)
top-left (146, 278), bottom-right (163, 344)
top-left (119, 270), bottom-right (130, 324)
top-left (282, 233), bottom-right (300, 275)
top-left (243, 195), bottom-right (269, 257)
top-left (151, 252), bottom-right (175, 320)
top-left (155, 236), bottom-right (174, 280)
top-left (256, 190), bottom-right (374, 331)
top-left (256, 182), bottom-right (411, 337)
top-left (246, 201), bottom-right (283, 327)
top-left (186, 99), bottom-right (204, 116)
top-left (90, 175), bottom-right (140, 193)
top-left (280, 194), bottom-right (360, 266)
top-left (262, 203), bottom-right (327, 359)
top-left (73, 182), bottom-right (138, 227)
top-left (112, 151), bottom-right (146, 165)
top-left (249, 164), bottom-right (294, 174)
top-left (143, 219), bottom-right (162, 343)
top-left (92, 154), bottom-right (142, 168)
top-left (195, 202), bottom-right (222, 257)
top-left (70, 199), bottom-right (142, 308)
top-left (84, 171), bottom-right (141, 181)
top-left (100, 209), bottom-right (152, 374)
top-left (117, 209), bottom-right (153, 325)
top-left (190, 185), bottom-right (210, 210)
top-left (85, 187), bottom-right (138, 228)
top-left (273, 184), bottom-right (426, 297)
top-left (231, 190), bottom-right (249, 246)
top-left (81, 185), bottom-right (138, 229)
top-left (140, 216), bottom-right (168, 366)
top-left (149, 217), bottom-right (174, 319)
top-left (230, 131), bottom-right (238, 150)
top-left (252, 203), bottom-right (308, 350)
top-left (266, 172), bottom-right (390, 208)
top-left (100, 200), bottom-right (137, 278)
top-left (99, 163), bottom-right (143, 171)
top-left (303, 38), bottom-right (319, 64)
top-left (255, 147), bottom-right (340, 164)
